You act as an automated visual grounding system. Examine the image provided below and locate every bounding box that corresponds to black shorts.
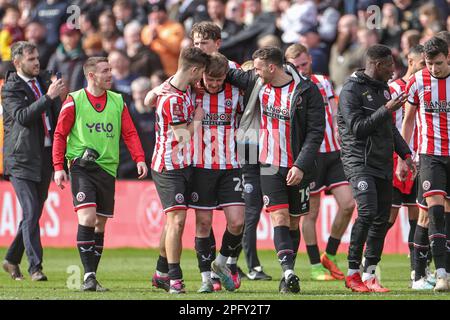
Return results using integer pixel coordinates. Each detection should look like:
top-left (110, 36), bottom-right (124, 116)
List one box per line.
top-left (392, 178), bottom-right (418, 208)
top-left (152, 167), bottom-right (192, 213)
top-left (69, 161), bottom-right (115, 218)
top-left (310, 151), bottom-right (348, 195)
top-left (189, 167), bottom-right (245, 209)
top-left (260, 165), bottom-right (310, 217)
top-left (419, 154), bottom-right (450, 199)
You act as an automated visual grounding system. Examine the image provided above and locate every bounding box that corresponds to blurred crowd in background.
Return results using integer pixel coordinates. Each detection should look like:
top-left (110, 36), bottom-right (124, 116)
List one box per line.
top-left (0, 0), bottom-right (448, 179)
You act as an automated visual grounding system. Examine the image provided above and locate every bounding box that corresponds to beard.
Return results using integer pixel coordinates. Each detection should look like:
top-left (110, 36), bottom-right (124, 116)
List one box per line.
top-left (22, 65), bottom-right (40, 78)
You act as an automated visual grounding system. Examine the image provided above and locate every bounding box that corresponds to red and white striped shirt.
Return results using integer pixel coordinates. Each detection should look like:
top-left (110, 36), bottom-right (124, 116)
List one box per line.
top-left (390, 78), bottom-right (418, 154)
top-left (310, 74), bottom-right (339, 153)
top-left (259, 80), bottom-right (296, 167)
top-left (406, 68), bottom-right (450, 156)
top-left (192, 82), bottom-right (243, 169)
top-left (151, 80), bottom-right (194, 172)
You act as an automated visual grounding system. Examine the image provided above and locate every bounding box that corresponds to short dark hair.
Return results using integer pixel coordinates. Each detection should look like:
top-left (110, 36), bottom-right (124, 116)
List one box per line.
top-left (435, 31), bottom-right (450, 47)
top-left (366, 44), bottom-right (392, 62)
top-left (408, 44), bottom-right (424, 57)
top-left (83, 56), bottom-right (109, 76)
top-left (11, 41), bottom-right (37, 61)
top-left (424, 36), bottom-right (449, 59)
top-left (190, 21), bottom-right (222, 41)
top-left (252, 46), bottom-right (283, 67)
top-left (178, 47), bottom-right (211, 71)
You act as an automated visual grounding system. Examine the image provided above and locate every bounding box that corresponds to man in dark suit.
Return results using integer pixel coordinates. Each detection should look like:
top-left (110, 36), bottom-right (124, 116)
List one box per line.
top-left (2, 41), bottom-right (64, 281)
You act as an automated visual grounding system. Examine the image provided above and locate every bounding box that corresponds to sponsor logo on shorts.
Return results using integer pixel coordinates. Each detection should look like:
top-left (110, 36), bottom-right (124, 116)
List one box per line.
top-left (357, 181), bottom-right (368, 191)
top-left (384, 90), bottom-right (390, 100)
top-left (263, 195), bottom-right (270, 206)
top-left (175, 193), bottom-right (185, 204)
top-left (422, 180), bottom-right (431, 191)
top-left (76, 192), bottom-right (86, 202)
top-left (309, 181), bottom-right (316, 190)
top-left (244, 183), bottom-right (254, 194)
top-left (191, 192), bottom-right (199, 203)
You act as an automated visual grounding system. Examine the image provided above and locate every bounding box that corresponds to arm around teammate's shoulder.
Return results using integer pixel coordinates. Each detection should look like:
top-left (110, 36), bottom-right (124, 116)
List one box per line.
top-left (226, 68), bottom-right (257, 91)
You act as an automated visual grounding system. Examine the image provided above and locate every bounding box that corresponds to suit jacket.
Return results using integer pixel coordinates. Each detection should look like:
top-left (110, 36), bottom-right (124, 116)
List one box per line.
top-left (2, 70), bottom-right (61, 182)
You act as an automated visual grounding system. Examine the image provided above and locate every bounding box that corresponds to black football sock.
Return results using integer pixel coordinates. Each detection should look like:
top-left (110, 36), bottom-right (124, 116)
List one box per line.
top-left (325, 236), bottom-right (341, 256)
top-left (274, 226), bottom-right (295, 272)
top-left (156, 255), bottom-right (169, 274)
top-left (306, 245), bottom-right (321, 265)
top-left (93, 232), bottom-right (104, 273)
top-left (168, 263), bottom-right (183, 281)
top-left (195, 237), bottom-right (212, 273)
top-left (408, 219), bottom-right (417, 271)
top-left (209, 228), bottom-right (217, 261)
top-left (77, 225), bottom-right (96, 277)
top-left (289, 228), bottom-right (300, 266)
top-left (219, 229), bottom-right (243, 258)
top-left (428, 205), bottom-right (446, 271)
top-left (445, 213), bottom-right (450, 273)
top-left (414, 225), bottom-right (430, 281)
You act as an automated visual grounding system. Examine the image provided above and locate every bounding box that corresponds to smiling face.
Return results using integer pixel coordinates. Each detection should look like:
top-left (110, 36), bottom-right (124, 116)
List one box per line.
top-left (254, 58), bottom-right (275, 84)
top-left (203, 73), bottom-right (226, 94)
top-left (375, 56), bottom-right (395, 82)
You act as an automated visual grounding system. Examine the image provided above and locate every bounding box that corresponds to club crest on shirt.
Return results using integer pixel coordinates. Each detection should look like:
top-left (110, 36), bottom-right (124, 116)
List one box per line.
top-left (173, 103), bottom-right (184, 117)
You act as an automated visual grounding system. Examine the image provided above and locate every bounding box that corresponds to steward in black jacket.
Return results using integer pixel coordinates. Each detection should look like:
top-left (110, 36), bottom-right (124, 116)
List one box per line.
top-left (337, 45), bottom-right (415, 292)
top-left (338, 70), bottom-right (412, 180)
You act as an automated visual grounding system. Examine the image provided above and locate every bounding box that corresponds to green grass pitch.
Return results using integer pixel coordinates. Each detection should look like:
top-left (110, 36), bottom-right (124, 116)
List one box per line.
top-left (0, 247), bottom-right (449, 300)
